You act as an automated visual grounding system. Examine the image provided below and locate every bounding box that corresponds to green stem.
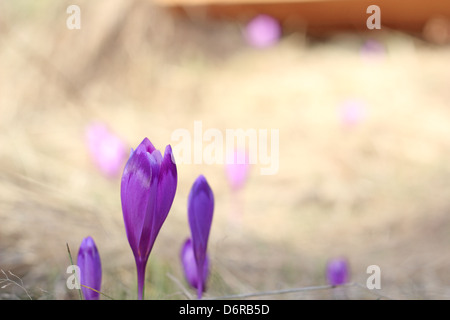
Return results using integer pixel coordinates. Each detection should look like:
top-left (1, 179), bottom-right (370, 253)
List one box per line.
top-left (66, 243), bottom-right (83, 300)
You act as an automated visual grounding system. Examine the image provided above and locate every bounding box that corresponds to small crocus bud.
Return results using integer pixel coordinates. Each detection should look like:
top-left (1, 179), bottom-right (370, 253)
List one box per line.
top-left (187, 175), bottom-right (214, 299)
top-left (360, 39), bottom-right (386, 63)
top-left (326, 257), bottom-right (350, 286)
top-left (244, 14), bottom-right (281, 48)
top-left (225, 149), bottom-right (250, 192)
top-left (85, 122), bottom-right (127, 178)
top-left (181, 238), bottom-right (210, 292)
top-left (77, 236), bottom-right (102, 300)
top-left (121, 137), bottom-right (177, 300)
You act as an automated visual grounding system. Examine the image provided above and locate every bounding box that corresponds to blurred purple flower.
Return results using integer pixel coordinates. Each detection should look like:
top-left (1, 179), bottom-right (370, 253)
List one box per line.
top-left (121, 137), bottom-right (177, 300)
top-left (244, 14), bottom-right (281, 48)
top-left (326, 257), bottom-right (350, 286)
top-left (77, 236), bottom-right (102, 300)
top-left (85, 122), bottom-right (127, 178)
top-left (339, 99), bottom-right (367, 128)
top-left (225, 149), bottom-right (250, 191)
top-left (187, 175), bottom-right (214, 299)
top-left (360, 39), bottom-right (386, 63)
top-left (180, 238), bottom-right (210, 293)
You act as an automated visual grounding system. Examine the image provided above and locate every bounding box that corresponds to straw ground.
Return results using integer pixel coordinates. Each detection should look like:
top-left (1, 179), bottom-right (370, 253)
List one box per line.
top-left (0, 0), bottom-right (449, 299)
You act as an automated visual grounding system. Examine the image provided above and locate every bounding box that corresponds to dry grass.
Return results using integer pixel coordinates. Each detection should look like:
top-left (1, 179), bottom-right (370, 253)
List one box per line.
top-left (0, 0), bottom-right (450, 299)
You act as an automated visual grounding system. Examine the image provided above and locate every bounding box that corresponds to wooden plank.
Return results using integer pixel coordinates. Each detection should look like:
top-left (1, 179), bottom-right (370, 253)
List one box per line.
top-left (154, 0), bottom-right (328, 4)
top-left (154, 0), bottom-right (450, 34)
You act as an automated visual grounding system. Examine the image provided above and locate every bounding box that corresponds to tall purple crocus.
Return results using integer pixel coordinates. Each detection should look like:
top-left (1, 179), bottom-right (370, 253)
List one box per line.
top-left (77, 236), bottom-right (102, 300)
top-left (121, 137), bottom-right (177, 300)
top-left (184, 175), bottom-right (214, 299)
top-left (326, 257), bottom-right (350, 286)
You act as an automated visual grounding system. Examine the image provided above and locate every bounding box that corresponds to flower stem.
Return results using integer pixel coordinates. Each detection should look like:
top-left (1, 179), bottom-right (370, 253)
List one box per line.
top-left (197, 262), bottom-right (203, 299)
top-left (197, 284), bottom-right (203, 300)
top-left (136, 259), bottom-right (147, 300)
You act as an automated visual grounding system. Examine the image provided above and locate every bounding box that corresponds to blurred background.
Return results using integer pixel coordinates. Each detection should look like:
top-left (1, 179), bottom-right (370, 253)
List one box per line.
top-left (1, 0), bottom-right (450, 299)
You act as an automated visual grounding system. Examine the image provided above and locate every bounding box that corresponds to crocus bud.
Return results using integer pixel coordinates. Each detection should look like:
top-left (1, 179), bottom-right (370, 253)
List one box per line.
top-left (187, 175), bottom-right (214, 299)
top-left (121, 137), bottom-right (177, 300)
top-left (244, 14), bottom-right (281, 48)
top-left (181, 238), bottom-right (210, 292)
top-left (225, 149), bottom-right (250, 192)
top-left (77, 236), bottom-right (102, 300)
top-left (326, 257), bottom-right (350, 286)
top-left (85, 122), bottom-right (127, 178)
top-left (360, 39), bottom-right (386, 63)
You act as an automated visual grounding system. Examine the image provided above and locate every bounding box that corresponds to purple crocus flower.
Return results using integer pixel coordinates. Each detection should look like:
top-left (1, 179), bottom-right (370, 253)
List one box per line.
top-left (85, 122), bottom-right (127, 178)
top-left (77, 236), bottom-right (102, 300)
top-left (360, 39), bottom-right (385, 63)
top-left (187, 175), bottom-right (214, 299)
top-left (244, 14), bottom-right (281, 48)
top-left (181, 238), bottom-right (210, 293)
top-left (121, 137), bottom-right (177, 300)
top-left (339, 99), bottom-right (367, 128)
top-left (326, 257), bottom-right (350, 286)
top-left (225, 149), bottom-right (250, 192)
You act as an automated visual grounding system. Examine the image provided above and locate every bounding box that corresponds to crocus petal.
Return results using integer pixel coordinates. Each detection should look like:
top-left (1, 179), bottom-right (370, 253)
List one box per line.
top-left (136, 155), bottom-right (160, 261)
top-left (151, 145), bottom-right (177, 246)
top-left (181, 238), bottom-right (209, 291)
top-left (326, 257), bottom-right (350, 286)
top-left (138, 137), bottom-right (157, 154)
top-left (77, 236), bottom-right (102, 300)
top-left (121, 148), bottom-right (154, 258)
